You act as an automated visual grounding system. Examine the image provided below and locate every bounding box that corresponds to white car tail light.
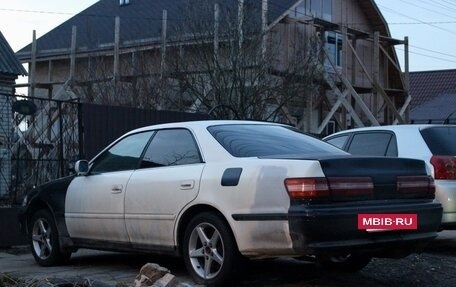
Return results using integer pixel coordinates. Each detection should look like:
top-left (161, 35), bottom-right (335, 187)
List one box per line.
top-left (284, 177), bottom-right (374, 202)
top-left (430, 155), bottom-right (456, 180)
top-left (284, 178), bottom-right (330, 201)
top-left (327, 177), bottom-right (374, 201)
top-left (396, 176), bottom-right (435, 198)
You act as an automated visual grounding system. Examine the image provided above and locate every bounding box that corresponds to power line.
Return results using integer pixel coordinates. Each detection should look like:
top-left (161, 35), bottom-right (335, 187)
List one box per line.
top-left (387, 21), bottom-right (456, 25)
top-left (377, 4), bottom-right (456, 36)
top-left (399, 0), bottom-right (456, 20)
top-left (3, 5), bottom-right (456, 26)
top-left (439, 0), bottom-right (456, 9)
top-left (396, 47), bottom-right (456, 64)
top-left (424, 0), bottom-right (456, 14)
top-left (409, 44), bottom-right (456, 59)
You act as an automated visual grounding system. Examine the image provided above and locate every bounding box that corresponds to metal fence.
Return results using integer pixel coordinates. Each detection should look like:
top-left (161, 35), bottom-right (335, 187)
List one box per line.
top-left (0, 93), bottom-right (81, 203)
top-left (0, 93), bottom-right (209, 204)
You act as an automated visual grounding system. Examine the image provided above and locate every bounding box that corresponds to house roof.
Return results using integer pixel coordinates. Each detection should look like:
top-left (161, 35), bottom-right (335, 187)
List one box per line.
top-left (411, 93), bottom-right (456, 124)
top-left (16, 0), bottom-right (298, 61)
top-left (358, 0), bottom-right (390, 36)
top-left (410, 69), bottom-right (456, 109)
top-left (0, 31), bottom-right (27, 76)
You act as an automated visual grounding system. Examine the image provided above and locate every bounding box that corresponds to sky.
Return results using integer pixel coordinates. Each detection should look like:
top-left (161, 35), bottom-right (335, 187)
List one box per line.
top-left (0, 0), bottom-right (455, 72)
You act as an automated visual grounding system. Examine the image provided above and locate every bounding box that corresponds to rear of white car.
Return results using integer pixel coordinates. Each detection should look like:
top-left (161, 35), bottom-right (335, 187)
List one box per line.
top-left (324, 125), bottom-right (456, 229)
top-left (420, 126), bottom-right (456, 227)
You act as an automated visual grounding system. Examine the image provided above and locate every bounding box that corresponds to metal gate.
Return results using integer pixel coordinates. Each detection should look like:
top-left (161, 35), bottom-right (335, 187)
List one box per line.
top-left (1, 93), bottom-right (208, 204)
top-left (0, 93), bottom-right (81, 204)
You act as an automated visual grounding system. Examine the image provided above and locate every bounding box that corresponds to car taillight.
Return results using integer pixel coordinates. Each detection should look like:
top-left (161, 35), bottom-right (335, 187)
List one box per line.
top-left (430, 155), bottom-right (456, 180)
top-left (284, 178), bottom-right (330, 201)
top-left (327, 177), bottom-right (374, 201)
top-left (284, 177), bottom-right (373, 202)
top-left (397, 176), bottom-right (435, 198)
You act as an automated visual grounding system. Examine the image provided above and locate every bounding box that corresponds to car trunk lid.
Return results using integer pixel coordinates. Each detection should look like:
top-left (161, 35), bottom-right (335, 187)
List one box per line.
top-left (318, 156), bottom-right (433, 201)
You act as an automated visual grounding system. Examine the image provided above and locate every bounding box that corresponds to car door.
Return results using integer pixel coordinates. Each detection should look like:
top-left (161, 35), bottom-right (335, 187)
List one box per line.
top-left (65, 131), bottom-right (154, 242)
top-left (125, 128), bottom-right (204, 248)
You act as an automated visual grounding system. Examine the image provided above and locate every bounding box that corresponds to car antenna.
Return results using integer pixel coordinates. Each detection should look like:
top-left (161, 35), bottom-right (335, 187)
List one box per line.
top-left (443, 110), bottom-right (456, 125)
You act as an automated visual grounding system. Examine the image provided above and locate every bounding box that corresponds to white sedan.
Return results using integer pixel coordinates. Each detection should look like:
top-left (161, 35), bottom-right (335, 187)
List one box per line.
top-left (324, 125), bottom-right (456, 229)
top-left (20, 121), bottom-right (441, 286)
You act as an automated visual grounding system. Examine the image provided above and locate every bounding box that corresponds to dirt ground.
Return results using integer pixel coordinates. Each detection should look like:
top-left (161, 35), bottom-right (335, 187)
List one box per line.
top-left (238, 231), bottom-right (456, 287)
top-left (1, 231), bottom-right (455, 287)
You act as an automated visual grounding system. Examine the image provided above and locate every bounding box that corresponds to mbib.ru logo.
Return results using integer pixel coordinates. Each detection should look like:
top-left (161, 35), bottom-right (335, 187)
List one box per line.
top-left (358, 214), bottom-right (418, 230)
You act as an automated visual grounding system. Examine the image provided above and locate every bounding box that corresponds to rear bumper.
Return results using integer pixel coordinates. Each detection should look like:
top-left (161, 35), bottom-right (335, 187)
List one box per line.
top-left (435, 180), bottom-right (456, 225)
top-left (288, 200), bottom-right (442, 258)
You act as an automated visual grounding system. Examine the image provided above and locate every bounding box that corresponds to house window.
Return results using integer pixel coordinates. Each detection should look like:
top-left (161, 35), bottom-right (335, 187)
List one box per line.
top-left (325, 31), bottom-right (343, 69)
top-left (293, 0), bottom-right (332, 21)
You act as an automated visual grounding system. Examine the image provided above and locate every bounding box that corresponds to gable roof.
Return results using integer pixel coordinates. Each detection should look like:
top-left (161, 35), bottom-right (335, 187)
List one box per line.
top-left (0, 31), bottom-right (27, 76)
top-left (16, 0), bottom-right (298, 61)
top-left (358, 0), bottom-right (390, 36)
top-left (410, 69), bottom-right (456, 109)
top-left (411, 92), bottom-right (456, 124)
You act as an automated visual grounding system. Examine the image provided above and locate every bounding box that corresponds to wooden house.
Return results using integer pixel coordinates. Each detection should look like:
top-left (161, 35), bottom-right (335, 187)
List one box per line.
top-left (16, 0), bottom-right (410, 135)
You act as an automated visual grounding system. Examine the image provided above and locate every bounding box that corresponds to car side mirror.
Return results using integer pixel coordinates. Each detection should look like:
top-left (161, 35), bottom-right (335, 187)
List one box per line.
top-left (75, 160), bottom-right (89, 176)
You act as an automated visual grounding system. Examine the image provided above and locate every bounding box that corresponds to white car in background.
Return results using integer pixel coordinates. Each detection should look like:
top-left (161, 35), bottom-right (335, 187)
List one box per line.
top-left (324, 125), bottom-right (456, 229)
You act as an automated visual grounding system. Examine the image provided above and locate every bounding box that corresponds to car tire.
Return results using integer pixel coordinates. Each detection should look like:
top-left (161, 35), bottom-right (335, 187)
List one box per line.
top-left (183, 212), bottom-right (238, 286)
top-left (30, 209), bottom-right (71, 266)
top-left (318, 254), bottom-right (371, 272)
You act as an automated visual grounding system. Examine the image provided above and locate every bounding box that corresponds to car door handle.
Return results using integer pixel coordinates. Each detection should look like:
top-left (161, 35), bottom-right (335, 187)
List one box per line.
top-left (111, 184), bottom-right (123, 194)
top-left (180, 180), bottom-right (194, 190)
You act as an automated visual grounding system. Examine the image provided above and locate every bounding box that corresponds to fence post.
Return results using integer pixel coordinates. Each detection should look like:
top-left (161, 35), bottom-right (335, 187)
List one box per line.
top-left (58, 102), bottom-right (65, 177)
top-left (77, 100), bottom-right (84, 159)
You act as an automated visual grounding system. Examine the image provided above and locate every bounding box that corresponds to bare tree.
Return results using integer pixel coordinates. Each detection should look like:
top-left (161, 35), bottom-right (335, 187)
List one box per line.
top-left (73, 0), bottom-right (324, 130)
top-left (165, 0), bottom-right (323, 126)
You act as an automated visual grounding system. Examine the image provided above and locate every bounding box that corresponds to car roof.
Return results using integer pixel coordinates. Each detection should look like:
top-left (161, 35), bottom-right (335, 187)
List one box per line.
top-left (325, 124), bottom-right (456, 138)
top-left (127, 120), bottom-right (285, 134)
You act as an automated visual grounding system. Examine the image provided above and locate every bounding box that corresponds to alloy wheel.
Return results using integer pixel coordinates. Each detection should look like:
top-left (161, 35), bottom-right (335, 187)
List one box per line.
top-left (32, 217), bottom-right (53, 260)
top-left (188, 222), bottom-right (225, 280)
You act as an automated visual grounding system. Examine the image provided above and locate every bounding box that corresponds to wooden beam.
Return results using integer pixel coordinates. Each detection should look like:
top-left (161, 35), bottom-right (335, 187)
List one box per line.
top-left (161, 10), bottom-right (168, 78)
top-left (404, 36), bottom-right (410, 93)
top-left (393, 36), bottom-right (410, 125)
top-left (238, 0), bottom-right (245, 51)
top-left (404, 36), bottom-right (410, 123)
top-left (319, 57), bottom-right (364, 130)
top-left (47, 60), bottom-right (53, 83)
top-left (114, 17), bottom-right (120, 80)
top-left (347, 40), bottom-right (405, 124)
top-left (322, 39), bottom-right (379, 126)
top-left (379, 45), bottom-right (402, 75)
top-left (342, 26), bottom-right (348, 78)
top-left (31, 30), bottom-right (37, 98)
top-left (214, 3), bottom-right (220, 61)
top-left (373, 32), bottom-right (380, 119)
top-left (70, 25), bottom-right (77, 82)
top-left (341, 25), bottom-right (348, 130)
top-left (261, 0), bottom-right (268, 60)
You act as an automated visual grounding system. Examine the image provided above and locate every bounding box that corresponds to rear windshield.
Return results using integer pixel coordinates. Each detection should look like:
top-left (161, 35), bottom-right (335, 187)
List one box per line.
top-left (207, 124), bottom-right (346, 157)
top-left (420, 126), bottom-right (456, 156)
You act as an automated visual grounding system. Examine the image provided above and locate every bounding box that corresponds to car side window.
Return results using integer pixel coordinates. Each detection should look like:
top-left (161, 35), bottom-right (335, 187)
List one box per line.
top-left (91, 131), bottom-right (154, 174)
top-left (385, 134), bottom-right (398, 157)
top-left (140, 129), bottom-right (201, 168)
top-left (347, 133), bottom-right (393, 156)
top-left (326, 135), bottom-right (349, 149)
